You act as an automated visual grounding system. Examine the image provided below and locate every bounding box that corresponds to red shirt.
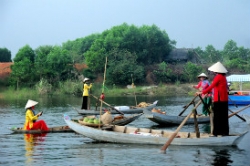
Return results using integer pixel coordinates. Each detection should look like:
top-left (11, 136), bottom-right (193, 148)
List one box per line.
top-left (202, 73), bottom-right (228, 102)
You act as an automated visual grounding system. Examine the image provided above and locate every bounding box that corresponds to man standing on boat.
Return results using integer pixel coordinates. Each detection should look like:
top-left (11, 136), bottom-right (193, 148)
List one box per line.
top-left (81, 78), bottom-right (92, 110)
top-left (23, 99), bottom-right (49, 131)
top-left (196, 62), bottom-right (229, 136)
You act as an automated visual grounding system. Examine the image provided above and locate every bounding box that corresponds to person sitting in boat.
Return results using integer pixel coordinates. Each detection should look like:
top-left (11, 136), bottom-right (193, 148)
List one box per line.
top-left (192, 73), bottom-right (212, 116)
top-left (23, 99), bottom-right (49, 131)
top-left (81, 78), bottom-right (93, 110)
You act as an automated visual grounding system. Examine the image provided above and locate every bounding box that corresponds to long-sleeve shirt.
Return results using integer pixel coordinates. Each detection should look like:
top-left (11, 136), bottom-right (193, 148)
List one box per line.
top-left (83, 83), bottom-right (92, 96)
top-left (23, 109), bottom-right (38, 130)
top-left (194, 80), bottom-right (212, 97)
top-left (202, 73), bottom-right (228, 102)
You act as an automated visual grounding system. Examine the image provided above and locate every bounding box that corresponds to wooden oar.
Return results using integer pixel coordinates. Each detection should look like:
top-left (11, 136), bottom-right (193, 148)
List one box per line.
top-left (161, 99), bottom-right (202, 153)
top-left (198, 94), bottom-right (213, 134)
top-left (228, 109), bottom-right (246, 121)
top-left (91, 94), bottom-right (124, 115)
top-left (228, 104), bottom-right (250, 119)
top-left (178, 95), bottom-right (198, 116)
top-left (191, 101), bottom-right (200, 138)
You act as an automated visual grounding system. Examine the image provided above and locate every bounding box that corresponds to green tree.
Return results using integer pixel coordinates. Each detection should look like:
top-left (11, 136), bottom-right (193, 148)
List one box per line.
top-left (153, 61), bottom-right (173, 83)
top-left (10, 45), bottom-right (36, 88)
top-left (85, 23), bottom-right (174, 73)
top-left (106, 49), bottom-right (144, 85)
top-left (183, 62), bottom-right (203, 83)
top-left (0, 48), bottom-right (12, 62)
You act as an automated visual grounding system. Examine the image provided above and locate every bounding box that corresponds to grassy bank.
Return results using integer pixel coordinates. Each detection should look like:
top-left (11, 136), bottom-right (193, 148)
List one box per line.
top-left (1, 81), bottom-right (250, 100)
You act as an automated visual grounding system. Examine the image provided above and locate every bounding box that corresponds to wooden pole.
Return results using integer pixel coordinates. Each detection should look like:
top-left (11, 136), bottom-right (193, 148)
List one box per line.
top-left (99, 57), bottom-right (108, 128)
top-left (192, 102), bottom-right (200, 138)
top-left (131, 74), bottom-right (137, 106)
top-left (178, 95), bottom-right (198, 116)
top-left (228, 109), bottom-right (246, 122)
top-left (160, 99), bottom-right (202, 153)
top-left (228, 105), bottom-right (250, 119)
top-left (91, 94), bottom-right (124, 115)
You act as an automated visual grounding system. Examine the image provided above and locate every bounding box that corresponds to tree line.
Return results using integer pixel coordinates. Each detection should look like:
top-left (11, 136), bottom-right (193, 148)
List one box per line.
top-left (0, 23), bottom-right (249, 90)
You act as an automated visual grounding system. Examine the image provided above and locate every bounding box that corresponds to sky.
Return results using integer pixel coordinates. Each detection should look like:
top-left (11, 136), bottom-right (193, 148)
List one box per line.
top-left (1, 0), bottom-right (250, 59)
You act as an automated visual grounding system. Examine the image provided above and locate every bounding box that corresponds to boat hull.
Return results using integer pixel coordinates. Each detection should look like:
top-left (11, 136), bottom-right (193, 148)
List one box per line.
top-left (228, 95), bottom-right (250, 105)
top-left (77, 101), bottom-right (158, 115)
top-left (64, 114), bottom-right (246, 146)
top-left (10, 126), bottom-right (73, 134)
top-left (145, 113), bottom-right (210, 126)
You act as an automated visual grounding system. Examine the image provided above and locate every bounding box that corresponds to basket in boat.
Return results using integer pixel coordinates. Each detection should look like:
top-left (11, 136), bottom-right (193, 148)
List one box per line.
top-left (78, 120), bottom-right (103, 127)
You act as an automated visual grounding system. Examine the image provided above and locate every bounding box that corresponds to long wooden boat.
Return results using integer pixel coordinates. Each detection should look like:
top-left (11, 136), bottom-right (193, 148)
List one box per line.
top-left (77, 101), bottom-right (158, 115)
top-left (64, 114), bottom-right (248, 146)
top-left (10, 125), bottom-right (74, 134)
top-left (76, 113), bottom-right (143, 126)
top-left (11, 113), bottom-right (143, 134)
top-left (145, 113), bottom-right (210, 126)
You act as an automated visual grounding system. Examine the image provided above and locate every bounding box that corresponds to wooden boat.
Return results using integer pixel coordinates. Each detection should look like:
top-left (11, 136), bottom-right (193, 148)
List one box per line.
top-left (64, 114), bottom-right (248, 146)
top-left (76, 101), bottom-right (158, 115)
top-left (145, 113), bottom-right (210, 126)
top-left (10, 125), bottom-right (74, 134)
top-left (76, 113), bottom-right (143, 126)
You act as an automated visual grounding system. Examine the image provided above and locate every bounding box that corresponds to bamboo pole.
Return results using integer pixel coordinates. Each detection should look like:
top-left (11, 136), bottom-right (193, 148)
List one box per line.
top-left (99, 57), bottom-right (108, 128)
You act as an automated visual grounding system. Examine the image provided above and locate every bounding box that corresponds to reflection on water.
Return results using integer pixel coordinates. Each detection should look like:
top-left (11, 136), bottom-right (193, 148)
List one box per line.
top-left (212, 149), bottom-right (233, 166)
top-left (24, 133), bottom-right (47, 165)
top-left (0, 95), bottom-right (250, 166)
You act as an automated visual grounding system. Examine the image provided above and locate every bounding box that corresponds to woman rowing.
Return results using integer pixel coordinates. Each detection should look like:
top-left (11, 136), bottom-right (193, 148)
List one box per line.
top-left (192, 73), bottom-right (212, 116)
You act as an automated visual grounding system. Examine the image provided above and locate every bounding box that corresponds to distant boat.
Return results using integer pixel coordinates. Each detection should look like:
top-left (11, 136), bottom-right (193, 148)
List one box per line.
top-left (64, 114), bottom-right (248, 146)
top-left (76, 101), bottom-right (158, 115)
top-left (227, 74), bottom-right (250, 105)
top-left (145, 112), bottom-right (210, 126)
top-left (228, 95), bottom-right (250, 105)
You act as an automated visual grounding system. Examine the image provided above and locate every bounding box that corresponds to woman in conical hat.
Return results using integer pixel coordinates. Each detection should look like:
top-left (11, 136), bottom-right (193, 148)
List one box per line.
top-left (192, 73), bottom-right (212, 116)
top-left (81, 78), bottom-right (93, 110)
top-left (196, 62), bottom-right (229, 136)
top-left (23, 99), bottom-right (49, 131)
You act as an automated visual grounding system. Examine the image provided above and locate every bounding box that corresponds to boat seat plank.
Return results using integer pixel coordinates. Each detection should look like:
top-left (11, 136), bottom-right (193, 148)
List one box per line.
top-left (125, 127), bottom-right (139, 134)
top-left (139, 128), bottom-right (151, 133)
top-left (113, 126), bottom-right (126, 133)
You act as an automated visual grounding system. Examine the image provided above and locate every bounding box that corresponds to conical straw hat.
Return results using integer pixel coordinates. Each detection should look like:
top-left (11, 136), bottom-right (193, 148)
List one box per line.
top-left (197, 73), bottom-right (208, 78)
top-left (208, 62), bottom-right (228, 73)
top-left (83, 78), bottom-right (90, 82)
top-left (25, 99), bottom-right (38, 109)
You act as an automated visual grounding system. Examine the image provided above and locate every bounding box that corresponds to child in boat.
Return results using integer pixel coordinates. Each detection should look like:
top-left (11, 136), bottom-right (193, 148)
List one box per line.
top-left (23, 99), bottom-right (49, 131)
top-left (192, 73), bottom-right (212, 116)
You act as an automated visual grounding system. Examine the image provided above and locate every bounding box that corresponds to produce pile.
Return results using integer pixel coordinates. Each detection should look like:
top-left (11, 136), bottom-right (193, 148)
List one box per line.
top-left (136, 102), bottom-right (151, 108)
top-left (82, 117), bottom-right (102, 124)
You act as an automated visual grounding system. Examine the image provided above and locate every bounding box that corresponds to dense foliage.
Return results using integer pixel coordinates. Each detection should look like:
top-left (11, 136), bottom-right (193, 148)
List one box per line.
top-left (0, 48), bottom-right (12, 62)
top-left (2, 23), bottom-right (249, 92)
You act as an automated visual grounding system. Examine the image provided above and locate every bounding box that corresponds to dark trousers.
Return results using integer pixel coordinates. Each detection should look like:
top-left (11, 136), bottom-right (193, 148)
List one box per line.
top-left (212, 101), bottom-right (229, 136)
top-left (81, 96), bottom-right (88, 109)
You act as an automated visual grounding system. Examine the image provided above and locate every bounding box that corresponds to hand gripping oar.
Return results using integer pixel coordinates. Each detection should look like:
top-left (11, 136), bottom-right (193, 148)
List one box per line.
top-left (91, 94), bottom-right (124, 115)
top-left (161, 99), bottom-right (202, 153)
top-left (228, 104), bottom-right (250, 120)
top-left (178, 95), bottom-right (198, 116)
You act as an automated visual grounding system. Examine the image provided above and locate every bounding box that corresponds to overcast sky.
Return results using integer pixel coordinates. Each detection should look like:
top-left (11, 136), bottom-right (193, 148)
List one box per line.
top-left (1, 0), bottom-right (250, 59)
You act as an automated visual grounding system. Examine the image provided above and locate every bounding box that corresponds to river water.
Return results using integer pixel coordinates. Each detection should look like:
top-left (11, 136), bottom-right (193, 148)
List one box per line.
top-left (0, 95), bottom-right (250, 166)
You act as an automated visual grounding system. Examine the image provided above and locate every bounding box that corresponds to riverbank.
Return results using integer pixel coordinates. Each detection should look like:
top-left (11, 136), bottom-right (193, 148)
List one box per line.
top-left (1, 81), bottom-right (249, 100)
